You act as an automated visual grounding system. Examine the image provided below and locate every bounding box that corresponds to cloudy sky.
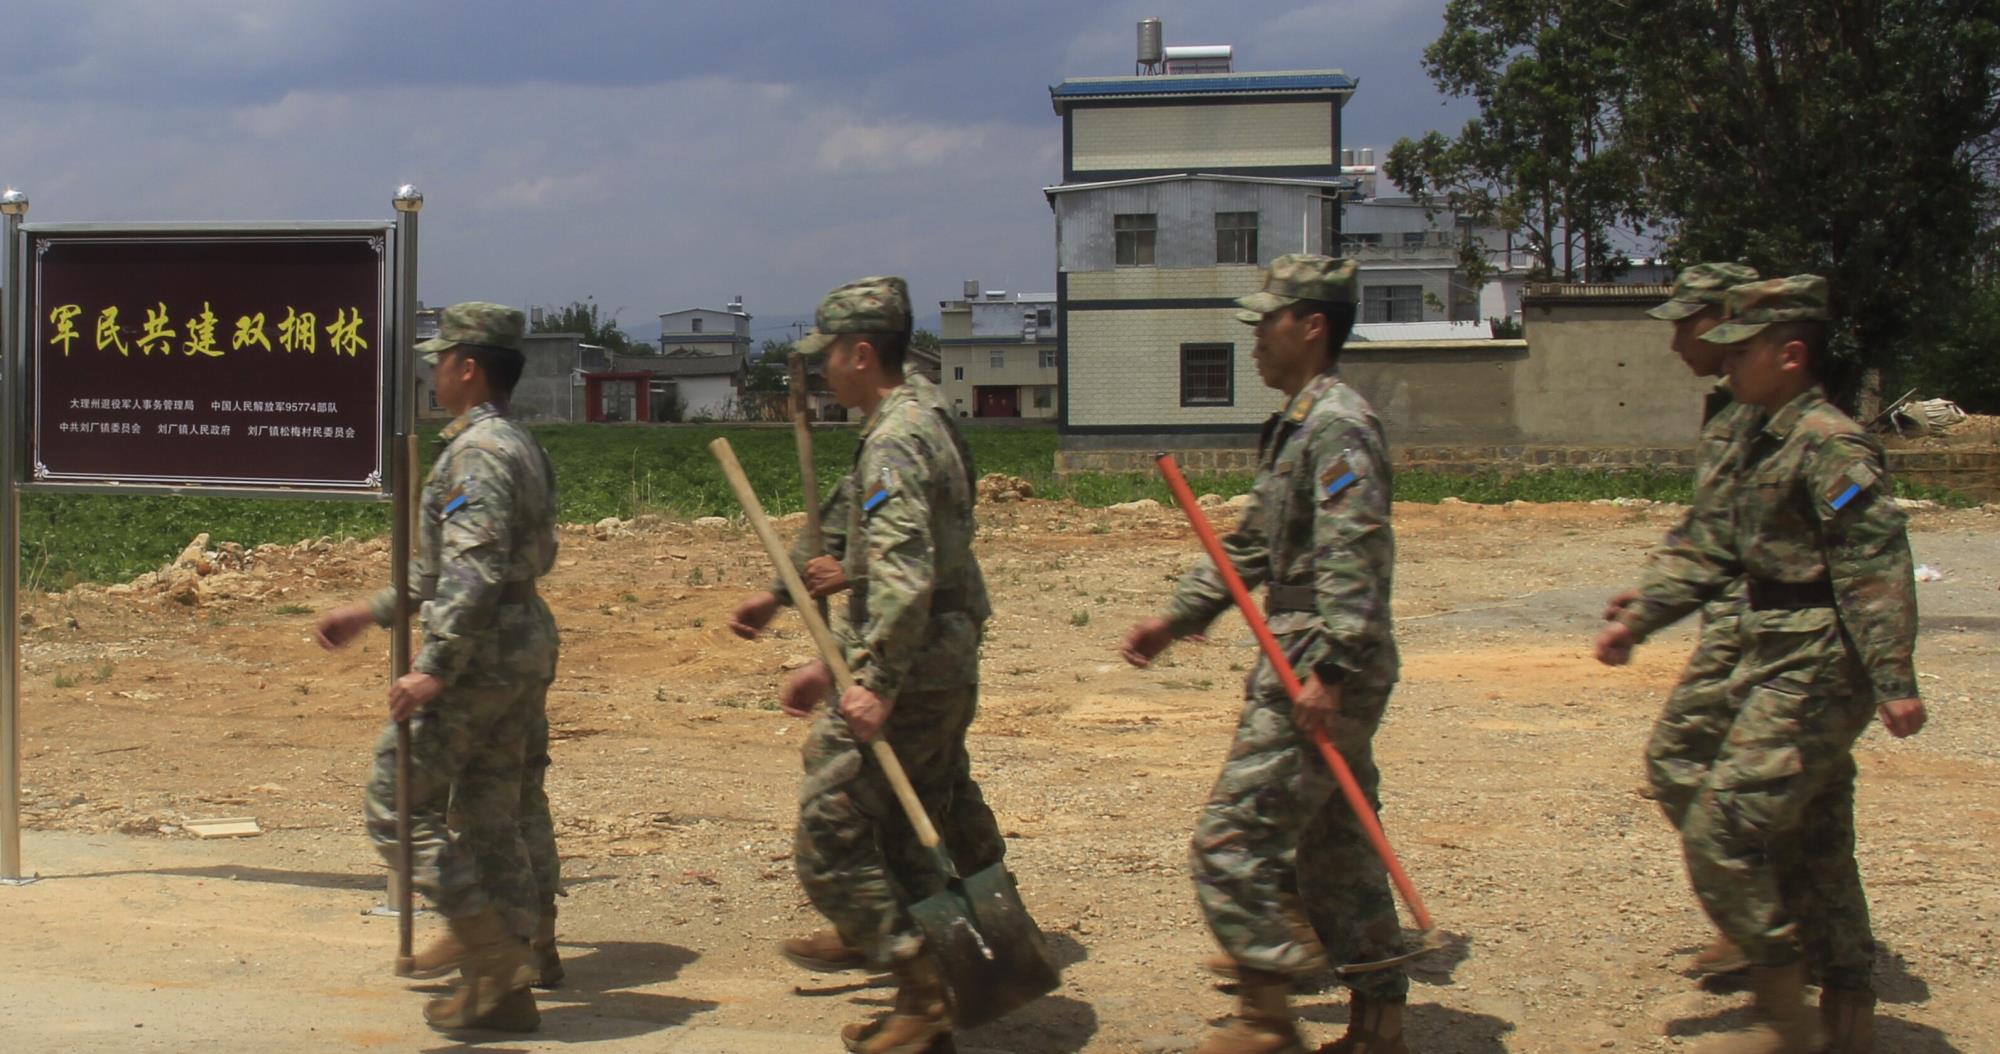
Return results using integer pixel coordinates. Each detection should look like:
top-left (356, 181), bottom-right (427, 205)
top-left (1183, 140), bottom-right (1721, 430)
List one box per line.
top-left (0, 1), bottom-right (1473, 342)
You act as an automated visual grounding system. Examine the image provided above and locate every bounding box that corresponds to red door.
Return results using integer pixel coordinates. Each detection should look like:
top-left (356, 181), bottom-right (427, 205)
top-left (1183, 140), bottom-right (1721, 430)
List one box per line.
top-left (975, 386), bottom-right (1020, 418)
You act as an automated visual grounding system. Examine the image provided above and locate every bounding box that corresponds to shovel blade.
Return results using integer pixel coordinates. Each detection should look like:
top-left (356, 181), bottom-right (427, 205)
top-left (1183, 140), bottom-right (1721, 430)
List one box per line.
top-left (908, 864), bottom-right (1060, 1029)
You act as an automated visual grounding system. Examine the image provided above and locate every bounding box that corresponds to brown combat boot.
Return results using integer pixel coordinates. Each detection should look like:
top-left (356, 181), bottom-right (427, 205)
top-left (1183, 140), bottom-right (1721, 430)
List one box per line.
top-left (1317, 993), bottom-right (1409, 1054)
top-left (1194, 967), bottom-right (1306, 1054)
top-left (839, 956), bottom-right (950, 1054)
top-left (423, 907), bottom-right (539, 1032)
top-left (1820, 988), bottom-right (1876, 1053)
top-left (1691, 962), bottom-right (1825, 1054)
top-left (401, 927), bottom-right (468, 980)
top-left (532, 893), bottom-right (564, 988)
top-left (1691, 933), bottom-right (1751, 977)
top-left (783, 927), bottom-right (870, 972)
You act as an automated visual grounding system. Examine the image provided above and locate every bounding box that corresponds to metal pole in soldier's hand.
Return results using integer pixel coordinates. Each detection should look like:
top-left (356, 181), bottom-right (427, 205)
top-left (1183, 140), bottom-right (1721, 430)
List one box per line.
top-left (710, 436), bottom-right (1060, 1031)
top-left (1157, 452), bottom-right (1443, 967)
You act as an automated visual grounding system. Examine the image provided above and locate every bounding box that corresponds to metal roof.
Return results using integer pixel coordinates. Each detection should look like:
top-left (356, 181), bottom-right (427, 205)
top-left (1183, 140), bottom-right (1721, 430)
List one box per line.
top-left (1044, 172), bottom-right (1350, 200)
top-left (1051, 70), bottom-right (1355, 113)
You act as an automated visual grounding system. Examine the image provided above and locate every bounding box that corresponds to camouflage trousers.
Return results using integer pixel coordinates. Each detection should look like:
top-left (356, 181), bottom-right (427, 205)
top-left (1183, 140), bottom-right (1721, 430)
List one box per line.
top-left (364, 678), bottom-right (555, 940)
top-left (1682, 607), bottom-right (1877, 991)
top-left (1646, 599), bottom-right (1744, 827)
top-left (795, 685), bottom-right (1005, 967)
top-left (1192, 637), bottom-right (1406, 1000)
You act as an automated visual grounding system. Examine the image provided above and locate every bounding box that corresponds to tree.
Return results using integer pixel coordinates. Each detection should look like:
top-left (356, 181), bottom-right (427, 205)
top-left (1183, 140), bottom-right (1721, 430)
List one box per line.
top-left (1386, 0), bottom-right (1644, 283)
top-left (746, 339), bottom-right (791, 394)
top-left (533, 299), bottom-right (631, 353)
top-left (1617, 0), bottom-right (2000, 385)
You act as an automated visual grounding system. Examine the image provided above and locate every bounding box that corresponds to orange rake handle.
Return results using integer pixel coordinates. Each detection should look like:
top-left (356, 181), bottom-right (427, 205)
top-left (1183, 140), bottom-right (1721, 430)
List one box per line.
top-left (1155, 453), bottom-right (1434, 934)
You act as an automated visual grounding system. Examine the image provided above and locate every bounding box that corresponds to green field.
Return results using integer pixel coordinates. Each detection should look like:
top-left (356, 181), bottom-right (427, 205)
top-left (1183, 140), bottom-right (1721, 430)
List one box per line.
top-left (15, 423), bottom-right (1970, 588)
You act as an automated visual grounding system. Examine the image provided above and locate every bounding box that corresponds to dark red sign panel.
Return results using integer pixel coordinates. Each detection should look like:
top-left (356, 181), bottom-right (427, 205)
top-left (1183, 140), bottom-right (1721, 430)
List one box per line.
top-left (25, 229), bottom-right (389, 491)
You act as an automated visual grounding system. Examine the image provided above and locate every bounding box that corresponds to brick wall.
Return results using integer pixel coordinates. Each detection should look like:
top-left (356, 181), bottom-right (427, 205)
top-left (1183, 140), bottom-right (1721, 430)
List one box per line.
top-left (1071, 102), bottom-right (1329, 172)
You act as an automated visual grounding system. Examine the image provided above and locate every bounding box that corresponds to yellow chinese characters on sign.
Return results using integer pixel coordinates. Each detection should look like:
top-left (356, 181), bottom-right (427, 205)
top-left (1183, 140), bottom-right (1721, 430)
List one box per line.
top-left (137, 302), bottom-right (178, 356)
top-left (47, 304), bottom-right (82, 356)
top-left (96, 306), bottom-right (130, 355)
top-left (278, 307), bottom-right (317, 354)
top-left (233, 312), bottom-right (273, 352)
top-left (184, 302), bottom-right (223, 358)
top-left (325, 308), bottom-right (368, 357)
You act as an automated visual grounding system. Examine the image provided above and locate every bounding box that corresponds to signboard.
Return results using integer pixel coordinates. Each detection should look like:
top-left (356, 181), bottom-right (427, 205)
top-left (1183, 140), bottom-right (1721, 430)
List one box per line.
top-left (22, 226), bottom-right (390, 493)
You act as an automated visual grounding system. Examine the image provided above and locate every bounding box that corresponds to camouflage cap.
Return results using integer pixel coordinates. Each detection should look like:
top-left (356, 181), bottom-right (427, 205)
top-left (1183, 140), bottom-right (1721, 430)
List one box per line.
top-left (1700, 275), bottom-right (1832, 345)
top-left (794, 276), bottom-right (913, 356)
top-left (1235, 254), bottom-right (1360, 323)
top-left (417, 301), bottom-right (526, 364)
top-left (1646, 262), bottom-right (1761, 321)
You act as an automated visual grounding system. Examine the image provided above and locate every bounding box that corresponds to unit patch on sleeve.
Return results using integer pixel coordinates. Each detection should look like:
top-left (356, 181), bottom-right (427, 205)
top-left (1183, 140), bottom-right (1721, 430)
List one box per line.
top-left (862, 467), bottom-right (895, 515)
top-left (1320, 448), bottom-right (1366, 502)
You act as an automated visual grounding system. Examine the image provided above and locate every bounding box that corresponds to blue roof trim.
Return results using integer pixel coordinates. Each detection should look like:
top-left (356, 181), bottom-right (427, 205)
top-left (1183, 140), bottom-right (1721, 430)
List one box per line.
top-left (1051, 73), bottom-right (1355, 98)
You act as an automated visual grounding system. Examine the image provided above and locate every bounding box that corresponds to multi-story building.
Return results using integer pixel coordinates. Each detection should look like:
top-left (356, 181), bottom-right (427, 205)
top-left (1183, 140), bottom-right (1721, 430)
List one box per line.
top-left (1045, 25), bottom-right (1356, 451)
top-left (937, 284), bottom-right (1059, 419)
top-left (657, 295), bottom-right (751, 357)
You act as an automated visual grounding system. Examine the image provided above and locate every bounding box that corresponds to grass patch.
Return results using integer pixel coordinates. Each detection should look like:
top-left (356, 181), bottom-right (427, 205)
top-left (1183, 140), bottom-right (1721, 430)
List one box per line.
top-left (274, 603), bottom-right (312, 615)
top-left (16, 422), bottom-right (1982, 588)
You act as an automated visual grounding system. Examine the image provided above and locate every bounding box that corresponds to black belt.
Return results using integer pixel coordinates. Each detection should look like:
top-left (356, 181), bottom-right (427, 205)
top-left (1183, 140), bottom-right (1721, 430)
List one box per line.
top-left (1266, 583), bottom-right (1315, 614)
top-left (1747, 578), bottom-right (1835, 611)
top-left (498, 580), bottom-right (539, 605)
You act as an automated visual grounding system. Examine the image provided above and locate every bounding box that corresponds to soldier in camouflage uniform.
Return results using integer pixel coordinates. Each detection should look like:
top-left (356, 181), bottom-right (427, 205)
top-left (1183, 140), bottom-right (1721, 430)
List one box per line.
top-left (316, 301), bottom-right (561, 1033)
top-left (1123, 255), bottom-right (1409, 1054)
top-left (729, 303), bottom-right (1004, 977)
top-left (1605, 263), bottom-right (1763, 976)
top-left (1597, 276), bottom-right (1926, 1054)
top-left (742, 277), bottom-right (1001, 1054)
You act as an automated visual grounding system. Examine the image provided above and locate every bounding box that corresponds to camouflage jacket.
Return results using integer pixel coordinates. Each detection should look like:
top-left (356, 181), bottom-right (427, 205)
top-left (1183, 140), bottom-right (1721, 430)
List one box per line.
top-left (371, 402), bottom-right (559, 686)
top-left (1641, 396), bottom-right (1762, 611)
top-left (772, 371), bottom-right (976, 602)
top-left (836, 381), bottom-right (990, 699)
top-left (1165, 369), bottom-right (1399, 686)
top-left (1622, 387), bottom-right (1918, 701)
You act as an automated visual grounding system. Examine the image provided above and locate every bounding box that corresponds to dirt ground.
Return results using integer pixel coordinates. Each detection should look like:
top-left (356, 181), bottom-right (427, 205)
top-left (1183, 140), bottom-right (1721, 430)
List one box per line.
top-left (2, 497), bottom-right (1996, 1053)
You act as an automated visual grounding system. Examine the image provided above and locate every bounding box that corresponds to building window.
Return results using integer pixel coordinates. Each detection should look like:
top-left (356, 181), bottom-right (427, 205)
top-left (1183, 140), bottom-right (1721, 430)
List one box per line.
top-left (1036, 308), bottom-right (1052, 327)
top-left (953, 366), bottom-right (964, 381)
top-left (1402, 231), bottom-right (1429, 250)
top-left (1115, 213), bottom-right (1157, 266)
top-left (1039, 348), bottom-right (1057, 369)
top-left (1363, 284), bottom-right (1425, 323)
top-left (427, 387), bottom-right (441, 411)
top-left (990, 350), bottom-right (1005, 369)
top-left (1033, 385), bottom-right (1053, 410)
top-left (690, 317), bottom-right (703, 333)
top-left (1215, 211), bottom-right (1259, 264)
top-left (1180, 344), bottom-right (1234, 407)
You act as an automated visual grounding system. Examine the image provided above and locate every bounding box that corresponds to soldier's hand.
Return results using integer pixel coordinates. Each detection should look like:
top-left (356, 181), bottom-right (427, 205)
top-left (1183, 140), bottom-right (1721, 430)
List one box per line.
top-left (388, 672), bottom-right (444, 723)
top-left (1291, 674), bottom-right (1341, 734)
top-left (838, 684), bottom-right (893, 742)
top-left (1877, 697), bottom-right (1926, 738)
top-left (314, 604), bottom-right (375, 651)
top-left (1120, 617), bottom-right (1176, 668)
top-left (1601, 588), bottom-right (1641, 622)
top-left (728, 591), bottom-right (782, 640)
top-left (779, 661), bottom-right (831, 718)
top-left (1594, 622), bottom-right (1637, 666)
top-left (802, 556), bottom-right (850, 599)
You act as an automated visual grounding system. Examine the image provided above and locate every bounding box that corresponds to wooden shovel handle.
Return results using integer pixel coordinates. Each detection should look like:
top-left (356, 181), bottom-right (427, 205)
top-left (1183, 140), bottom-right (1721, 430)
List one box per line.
top-left (710, 438), bottom-right (942, 850)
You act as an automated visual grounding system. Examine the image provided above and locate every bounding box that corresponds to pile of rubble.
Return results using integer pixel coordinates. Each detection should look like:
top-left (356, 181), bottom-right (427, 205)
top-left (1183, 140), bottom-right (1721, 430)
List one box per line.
top-left (92, 532), bottom-right (388, 606)
top-left (977, 474), bottom-right (1036, 503)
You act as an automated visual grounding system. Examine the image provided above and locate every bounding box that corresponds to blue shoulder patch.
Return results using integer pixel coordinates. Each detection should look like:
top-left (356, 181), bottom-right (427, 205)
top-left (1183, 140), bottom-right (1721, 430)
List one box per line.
top-left (1829, 482), bottom-right (1862, 511)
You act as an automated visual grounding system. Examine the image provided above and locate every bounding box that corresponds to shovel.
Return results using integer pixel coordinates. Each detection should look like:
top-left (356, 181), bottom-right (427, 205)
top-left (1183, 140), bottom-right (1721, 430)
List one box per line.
top-left (1155, 453), bottom-right (1448, 976)
top-left (710, 438), bottom-right (1061, 1027)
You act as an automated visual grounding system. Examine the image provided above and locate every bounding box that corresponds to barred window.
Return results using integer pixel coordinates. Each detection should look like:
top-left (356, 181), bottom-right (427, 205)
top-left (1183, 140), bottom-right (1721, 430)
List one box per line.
top-left (1180, 344), bottom-right (1234, 406)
